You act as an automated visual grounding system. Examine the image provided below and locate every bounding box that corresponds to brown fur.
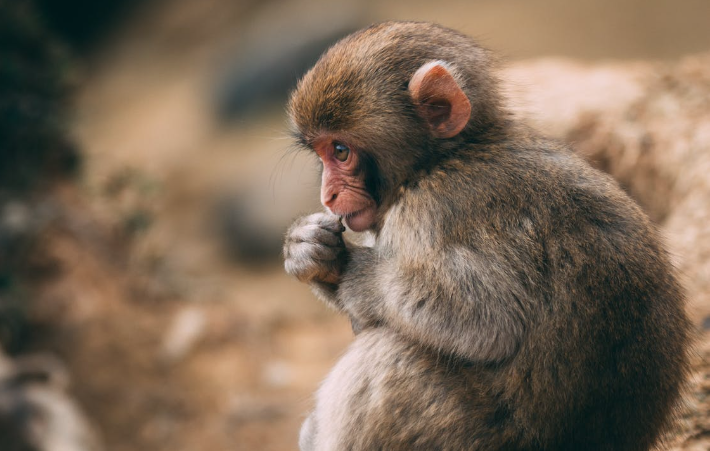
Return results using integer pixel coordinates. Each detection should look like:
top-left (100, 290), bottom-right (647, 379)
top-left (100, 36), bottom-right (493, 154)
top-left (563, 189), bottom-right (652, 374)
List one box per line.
top-left (284, 21), bottom-right (692, 450)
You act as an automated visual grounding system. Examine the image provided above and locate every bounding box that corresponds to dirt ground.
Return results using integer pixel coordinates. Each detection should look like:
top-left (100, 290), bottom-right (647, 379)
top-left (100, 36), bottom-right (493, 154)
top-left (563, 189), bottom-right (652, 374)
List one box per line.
top-left (13, 1), bottom-right (710, 450)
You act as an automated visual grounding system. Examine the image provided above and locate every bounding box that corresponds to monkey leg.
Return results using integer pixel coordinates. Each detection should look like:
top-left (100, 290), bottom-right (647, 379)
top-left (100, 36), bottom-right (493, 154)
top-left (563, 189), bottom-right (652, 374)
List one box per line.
top-left (309, 328), bottom-right (508, 451)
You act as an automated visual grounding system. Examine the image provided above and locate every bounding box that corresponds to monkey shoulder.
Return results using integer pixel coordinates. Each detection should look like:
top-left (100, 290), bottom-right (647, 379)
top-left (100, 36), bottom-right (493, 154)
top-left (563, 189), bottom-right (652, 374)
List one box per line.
top-left (387, 139), bottom-right (654, 258)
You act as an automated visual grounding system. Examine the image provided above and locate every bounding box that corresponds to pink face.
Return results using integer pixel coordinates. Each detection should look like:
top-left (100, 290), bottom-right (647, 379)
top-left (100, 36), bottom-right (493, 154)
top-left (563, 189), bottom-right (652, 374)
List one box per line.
top-left (313, 136), bottom-right (377, 232)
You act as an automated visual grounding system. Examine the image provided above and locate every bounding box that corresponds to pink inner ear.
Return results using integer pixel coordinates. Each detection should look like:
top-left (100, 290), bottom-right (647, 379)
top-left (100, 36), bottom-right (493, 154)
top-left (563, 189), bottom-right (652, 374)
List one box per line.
top-left (409, 62), bottom-right (471, 138)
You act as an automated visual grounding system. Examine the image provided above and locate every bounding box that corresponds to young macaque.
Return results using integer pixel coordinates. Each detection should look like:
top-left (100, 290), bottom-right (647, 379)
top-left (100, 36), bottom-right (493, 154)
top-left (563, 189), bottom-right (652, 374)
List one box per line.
top-left (283, 21), bottom-right (691, 450)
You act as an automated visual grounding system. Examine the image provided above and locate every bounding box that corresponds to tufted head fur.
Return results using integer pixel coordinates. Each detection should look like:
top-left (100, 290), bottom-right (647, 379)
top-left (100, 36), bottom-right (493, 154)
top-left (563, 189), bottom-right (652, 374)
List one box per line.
top-left (288, 21), bottom-right (507, 202)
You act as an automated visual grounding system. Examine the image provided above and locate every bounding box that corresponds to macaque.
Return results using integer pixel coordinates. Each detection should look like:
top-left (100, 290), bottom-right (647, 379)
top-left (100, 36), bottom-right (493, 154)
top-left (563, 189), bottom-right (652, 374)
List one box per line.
top-left (283, 21), bottom-right (691, 450)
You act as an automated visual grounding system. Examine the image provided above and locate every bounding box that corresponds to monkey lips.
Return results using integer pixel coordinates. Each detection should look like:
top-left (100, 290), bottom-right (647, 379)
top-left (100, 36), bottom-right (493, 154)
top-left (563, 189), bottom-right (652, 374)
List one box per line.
top-left (340, 205), bottom-right (377, 232)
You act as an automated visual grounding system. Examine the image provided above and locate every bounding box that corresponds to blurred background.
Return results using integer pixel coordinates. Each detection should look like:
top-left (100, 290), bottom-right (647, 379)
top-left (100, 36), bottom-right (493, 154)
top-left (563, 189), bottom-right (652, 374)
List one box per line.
top-left (1, 0), bottom-right (709, 450)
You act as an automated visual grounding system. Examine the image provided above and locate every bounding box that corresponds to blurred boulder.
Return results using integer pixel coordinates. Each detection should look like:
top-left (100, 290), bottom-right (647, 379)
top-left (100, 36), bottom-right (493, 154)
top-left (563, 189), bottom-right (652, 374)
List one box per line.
top-left (216, 190), bottom-right (287, 263)
top-left (160, 307), bottom-right (207, 364)
top-left (215, 162), bottom-right (321, 264)
top-left (0, 352), bottom-right (102, 451)
top-left (0, 199), bottom-right (60, 352)
top-left (213, 6), bottom-right (363, 119)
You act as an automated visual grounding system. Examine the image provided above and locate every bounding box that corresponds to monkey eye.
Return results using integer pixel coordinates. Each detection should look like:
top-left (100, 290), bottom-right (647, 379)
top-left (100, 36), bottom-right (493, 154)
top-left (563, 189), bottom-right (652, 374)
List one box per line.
top-left (333, 143), bottom-right (350, 162)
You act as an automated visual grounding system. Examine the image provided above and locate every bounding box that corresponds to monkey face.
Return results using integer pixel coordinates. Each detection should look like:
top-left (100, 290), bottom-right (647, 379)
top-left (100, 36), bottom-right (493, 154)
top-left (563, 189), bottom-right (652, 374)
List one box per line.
top-left (288, 23), bottom-right (478, 233)
top-left (312, 135), bottom-right (377, 232)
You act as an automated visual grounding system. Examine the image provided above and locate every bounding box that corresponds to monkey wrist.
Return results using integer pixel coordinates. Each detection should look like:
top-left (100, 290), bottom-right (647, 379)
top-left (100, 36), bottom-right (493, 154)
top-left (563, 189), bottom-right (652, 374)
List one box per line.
top-left (310, 280), bottom-right (343, 309)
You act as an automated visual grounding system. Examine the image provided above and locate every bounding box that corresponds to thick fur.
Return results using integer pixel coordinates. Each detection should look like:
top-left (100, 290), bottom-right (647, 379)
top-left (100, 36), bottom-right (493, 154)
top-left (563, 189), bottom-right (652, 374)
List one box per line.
top-left (284, 21), bottom-right (691, 450)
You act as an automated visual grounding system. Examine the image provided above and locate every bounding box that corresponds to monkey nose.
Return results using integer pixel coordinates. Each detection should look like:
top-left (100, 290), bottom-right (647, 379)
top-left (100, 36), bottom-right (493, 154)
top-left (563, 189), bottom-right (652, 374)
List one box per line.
top-left (322, 191), bottom-right (338, 207)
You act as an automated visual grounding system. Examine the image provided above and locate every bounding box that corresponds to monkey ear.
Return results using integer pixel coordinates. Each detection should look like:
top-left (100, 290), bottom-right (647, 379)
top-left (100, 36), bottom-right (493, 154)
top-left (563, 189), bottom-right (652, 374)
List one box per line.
top-left (408, 61), bottom-right (471, 138)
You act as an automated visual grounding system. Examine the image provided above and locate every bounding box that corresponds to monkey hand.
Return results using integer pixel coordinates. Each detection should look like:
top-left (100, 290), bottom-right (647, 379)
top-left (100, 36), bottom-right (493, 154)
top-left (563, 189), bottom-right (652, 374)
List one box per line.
top-left (284, 213), bottom-right (347, 285)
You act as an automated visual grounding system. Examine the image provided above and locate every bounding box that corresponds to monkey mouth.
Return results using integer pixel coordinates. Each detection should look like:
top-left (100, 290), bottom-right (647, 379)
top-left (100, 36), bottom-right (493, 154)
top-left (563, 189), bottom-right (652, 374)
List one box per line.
top-left (341, 206), bottom-right (377, 232)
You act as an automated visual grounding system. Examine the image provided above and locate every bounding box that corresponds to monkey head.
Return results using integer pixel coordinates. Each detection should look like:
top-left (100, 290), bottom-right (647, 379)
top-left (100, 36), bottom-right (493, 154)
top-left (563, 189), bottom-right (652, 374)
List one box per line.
top-left (288, 22), bottom-right (503, 232)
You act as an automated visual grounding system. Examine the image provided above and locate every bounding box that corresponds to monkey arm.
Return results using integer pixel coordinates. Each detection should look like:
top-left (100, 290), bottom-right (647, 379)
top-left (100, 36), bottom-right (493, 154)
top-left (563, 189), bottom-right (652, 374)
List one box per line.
top-left (309, 280), bottom-right (368, 334)
top-left (307, 280), bottom-right (340, 307)
top-left (338, 245), bottom-right (530, 362)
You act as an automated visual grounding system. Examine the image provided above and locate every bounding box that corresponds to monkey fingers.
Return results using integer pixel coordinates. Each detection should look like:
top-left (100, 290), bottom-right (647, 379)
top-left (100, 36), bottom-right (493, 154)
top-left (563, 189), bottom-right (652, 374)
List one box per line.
top-left (284, 253), bottom-right (341, 284)
top-left (304, 212), bottom-right (345, 233)
top-left (288, 224), bottom-right (343, 247)
top-left (288, 241), bottom-right (341, 262)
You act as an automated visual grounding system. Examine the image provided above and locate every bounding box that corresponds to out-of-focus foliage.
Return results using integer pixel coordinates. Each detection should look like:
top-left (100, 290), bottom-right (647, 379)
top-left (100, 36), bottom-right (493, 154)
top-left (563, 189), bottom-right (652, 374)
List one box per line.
top-left (32, 0), bottom-right (141, 51)
top-left (0, 0), bottom-right (78, 194)
top-left (0, 2), bottom-right (106, 451)
top-left (0, 0), bottom-right (72, 355)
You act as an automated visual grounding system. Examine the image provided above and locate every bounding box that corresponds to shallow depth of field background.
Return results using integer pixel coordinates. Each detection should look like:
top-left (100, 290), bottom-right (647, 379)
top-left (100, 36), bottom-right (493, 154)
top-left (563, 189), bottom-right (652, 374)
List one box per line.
top-left (1, 1), bottom-right (709, 450)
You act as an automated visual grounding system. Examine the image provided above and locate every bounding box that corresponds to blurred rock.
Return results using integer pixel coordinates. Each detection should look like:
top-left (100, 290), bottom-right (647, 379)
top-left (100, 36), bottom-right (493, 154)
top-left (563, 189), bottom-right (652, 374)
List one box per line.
top-left (214, 152), bottom-right (321, 264)
top-left (669, 332), bottom-right (710, 451)
top-left (228, 394), bottom-right (288, 424)
top-left (213, 5), bottom-right (363, 119)
top-left (160, 307), bottom-right (207, 363)
top-left (261, 360), bottom-right (293, 388)
top-left (0, 198), bottom-right (61, 352)
top-left (216, 190), bottom-right (286, 264)
top-left (0, 352), bottom-right (102, 451)
top-left (0, 199), bottom-right (59, 246)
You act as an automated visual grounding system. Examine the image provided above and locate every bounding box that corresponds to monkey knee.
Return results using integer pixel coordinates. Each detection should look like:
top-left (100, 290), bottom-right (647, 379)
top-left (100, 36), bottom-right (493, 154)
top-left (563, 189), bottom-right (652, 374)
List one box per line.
top-left (299, 414), bottom-right (316, 451)
top-left (316, 329), bottom-right (493, 448)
